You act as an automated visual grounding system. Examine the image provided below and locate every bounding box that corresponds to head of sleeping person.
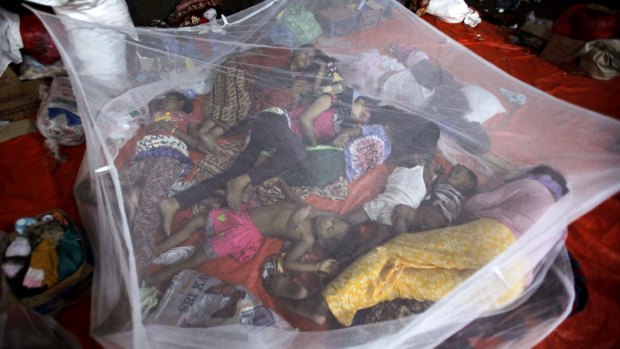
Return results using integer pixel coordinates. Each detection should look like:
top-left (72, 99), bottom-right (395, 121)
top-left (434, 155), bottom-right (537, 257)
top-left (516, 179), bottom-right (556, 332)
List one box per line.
top-left (525, 165), bottom-right (569, 201)
top-left (414, 169), bottom-right (472, 229)
top-left (447, 164), bottom-right (478, 197)
top-left (313, 214), bottom-right (350, 242)
top-left (371, 106), bottom-right (441, 167)
top-left (350, 95), bottom-right (374, 125)
top-left (159, 92), bottom-right (193, 113)
top-left (336, 89), bottom-right (379, 128)
top-left (290, 45), bottom-right (316, 71)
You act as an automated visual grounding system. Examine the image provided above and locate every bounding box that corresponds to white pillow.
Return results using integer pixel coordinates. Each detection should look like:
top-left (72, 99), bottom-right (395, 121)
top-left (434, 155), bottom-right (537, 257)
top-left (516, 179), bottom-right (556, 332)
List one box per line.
top-left (461, 84), bottom-right (507, 124)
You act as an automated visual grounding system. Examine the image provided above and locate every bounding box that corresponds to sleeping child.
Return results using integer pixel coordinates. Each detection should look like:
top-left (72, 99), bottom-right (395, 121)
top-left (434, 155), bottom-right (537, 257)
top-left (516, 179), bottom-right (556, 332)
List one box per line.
top-left (336, 164), bottom-right (478, 260)
top-left (148, 177), bottom-right (350, 291)
top-left (119, 92), bottom-right (209, 279)
top-left (392, 164), bottom-right (479, 234)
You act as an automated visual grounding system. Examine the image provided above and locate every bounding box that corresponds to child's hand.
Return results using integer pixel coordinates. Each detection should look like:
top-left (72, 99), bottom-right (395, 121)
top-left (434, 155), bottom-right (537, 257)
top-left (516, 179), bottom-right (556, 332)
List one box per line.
top-left (318, 259), bottom-right (337, 274)
top-left (289, 205), bottom-right (313, 233)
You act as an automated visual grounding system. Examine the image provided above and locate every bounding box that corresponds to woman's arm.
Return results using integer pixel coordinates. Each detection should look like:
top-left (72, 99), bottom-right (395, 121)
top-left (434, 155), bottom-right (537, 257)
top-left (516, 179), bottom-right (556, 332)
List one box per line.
top-left (276, 177), bottom-right (306, 205)
top-left (301, 94), bottom-right (333, 146)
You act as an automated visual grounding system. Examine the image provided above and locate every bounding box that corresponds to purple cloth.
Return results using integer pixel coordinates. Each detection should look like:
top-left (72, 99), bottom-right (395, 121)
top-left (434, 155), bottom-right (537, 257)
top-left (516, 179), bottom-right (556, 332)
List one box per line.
top-left (344, 124), bottom-right (391, 180)
top-left (462, 178), bottom-right (556, 238)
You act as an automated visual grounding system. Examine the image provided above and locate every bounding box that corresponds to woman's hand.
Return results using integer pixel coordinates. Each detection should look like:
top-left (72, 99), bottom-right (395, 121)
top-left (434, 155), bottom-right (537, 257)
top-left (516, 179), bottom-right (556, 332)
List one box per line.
top-left (333, 133), bottom-right (350, 148)
top-left (333, 127), bottom-right (362, 148)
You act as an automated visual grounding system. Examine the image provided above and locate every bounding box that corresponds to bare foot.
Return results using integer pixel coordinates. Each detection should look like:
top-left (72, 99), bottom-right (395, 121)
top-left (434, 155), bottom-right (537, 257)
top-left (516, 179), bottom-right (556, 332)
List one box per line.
top-left (226, 174), bottom-right (251, 211)
top-left (159, 198), bottom-right (180, 237)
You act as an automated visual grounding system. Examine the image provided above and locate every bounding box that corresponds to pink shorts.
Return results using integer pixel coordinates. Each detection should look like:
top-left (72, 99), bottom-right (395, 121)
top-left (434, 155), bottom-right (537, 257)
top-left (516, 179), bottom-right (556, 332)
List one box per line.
top-left (204, 206), bottom-right (263, 263)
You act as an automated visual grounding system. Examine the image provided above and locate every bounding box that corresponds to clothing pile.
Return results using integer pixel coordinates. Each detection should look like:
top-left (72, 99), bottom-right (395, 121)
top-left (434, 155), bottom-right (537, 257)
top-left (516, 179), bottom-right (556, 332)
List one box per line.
top-left (1, 210), bottom-right (90, 313)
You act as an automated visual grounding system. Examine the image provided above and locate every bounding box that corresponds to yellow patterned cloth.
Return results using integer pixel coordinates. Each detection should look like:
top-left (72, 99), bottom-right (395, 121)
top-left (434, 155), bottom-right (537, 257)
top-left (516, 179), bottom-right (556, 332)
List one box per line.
top-left (322, 218), bottom-right (520, 326)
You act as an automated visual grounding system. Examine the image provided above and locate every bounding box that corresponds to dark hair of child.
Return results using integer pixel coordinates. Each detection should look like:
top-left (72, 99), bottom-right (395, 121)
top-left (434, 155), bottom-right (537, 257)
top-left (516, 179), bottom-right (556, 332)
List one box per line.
top-left (163, 91), bottom-right (193, 114)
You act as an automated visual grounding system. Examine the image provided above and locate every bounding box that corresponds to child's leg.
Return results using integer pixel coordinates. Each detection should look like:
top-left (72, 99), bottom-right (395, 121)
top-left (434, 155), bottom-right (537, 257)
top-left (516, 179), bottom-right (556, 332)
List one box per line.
top-left (124, 187), bottom-right (141, 225)
top-left (147, 247), bottom-right (209, 287)
top-left (155, 215), bottom-right (206, 255)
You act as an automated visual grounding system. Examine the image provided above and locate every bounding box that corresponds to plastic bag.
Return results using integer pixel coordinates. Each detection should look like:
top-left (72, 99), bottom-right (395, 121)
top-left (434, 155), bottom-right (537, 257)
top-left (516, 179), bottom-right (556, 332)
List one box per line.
top-left (0, 7), bottom-right (23, 75)
top-left (578, 39), bottom-right (620, 80)
top-left (146, 270), bottom-right (293, 330)
top-left (426, 0), bottom-right (480, 27)
top-left (35, 76), bottom-right (84, 161)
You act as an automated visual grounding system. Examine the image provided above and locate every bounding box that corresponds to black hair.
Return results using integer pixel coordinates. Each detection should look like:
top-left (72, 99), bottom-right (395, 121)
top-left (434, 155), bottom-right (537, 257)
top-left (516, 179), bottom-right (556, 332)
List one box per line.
top-left (163, 91), bottom-right (193, 113)
top-left (527, 165), bottom-right (569, 196)
top-left (322, 225), bottom-right (361, 259)
top-left (459, 166), bottom-right (479, 197)
top-left (372, 106), bottom-right (440, 165)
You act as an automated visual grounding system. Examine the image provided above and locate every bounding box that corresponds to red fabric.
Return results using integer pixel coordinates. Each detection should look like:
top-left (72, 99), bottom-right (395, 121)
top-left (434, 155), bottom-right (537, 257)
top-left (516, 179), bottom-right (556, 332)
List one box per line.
top-left (423, 16), bottom-right (620, 349)
top-left (552, 4), bottom-right (620, 41)
top-left (19, 14), bottom-right (61, 65)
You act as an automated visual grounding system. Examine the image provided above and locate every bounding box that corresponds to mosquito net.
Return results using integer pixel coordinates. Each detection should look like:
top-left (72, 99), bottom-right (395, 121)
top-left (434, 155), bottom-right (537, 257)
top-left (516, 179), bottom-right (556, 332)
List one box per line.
top-left (32, 0), bottom-right (620, 348)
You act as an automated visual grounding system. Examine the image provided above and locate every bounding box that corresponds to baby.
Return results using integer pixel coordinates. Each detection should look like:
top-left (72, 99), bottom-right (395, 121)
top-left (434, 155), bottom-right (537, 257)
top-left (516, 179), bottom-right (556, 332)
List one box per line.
top-left (148, 178), bottom-right (350, 290)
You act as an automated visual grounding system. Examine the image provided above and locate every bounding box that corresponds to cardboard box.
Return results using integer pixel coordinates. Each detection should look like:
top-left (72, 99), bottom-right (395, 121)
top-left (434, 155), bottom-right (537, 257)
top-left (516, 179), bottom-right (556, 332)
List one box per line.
top-left (518, 21), bottom-right (553, 51)
top-left (540, 33), bottom-right (587, 65)
top-left (316, 0), bottom-right (385, 38)
top-left (316, 6), bottom-right (359, 37)
top-left (0, 118), bottom-right (37, 143)
top-left (357, 0), bottom-right (384, 30)
top-left (0, 69), bottom-right (43, 122)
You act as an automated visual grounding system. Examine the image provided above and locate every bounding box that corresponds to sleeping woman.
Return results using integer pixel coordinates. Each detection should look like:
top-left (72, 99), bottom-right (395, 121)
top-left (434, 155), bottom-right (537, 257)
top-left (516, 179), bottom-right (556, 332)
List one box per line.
top-left (287, 88), bottom-right (376, 147)
top-left (270, 164), bottom-right (569, 327)
top-left (196, 45), bottom-right (332, 154)
top-left (337, 44), bottom-right (490, 154)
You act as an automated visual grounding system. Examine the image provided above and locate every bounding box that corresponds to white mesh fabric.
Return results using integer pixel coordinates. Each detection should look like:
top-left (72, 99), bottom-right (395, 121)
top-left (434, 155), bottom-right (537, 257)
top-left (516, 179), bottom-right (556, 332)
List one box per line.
top-left (33, 1), bottom-right (620, 348)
